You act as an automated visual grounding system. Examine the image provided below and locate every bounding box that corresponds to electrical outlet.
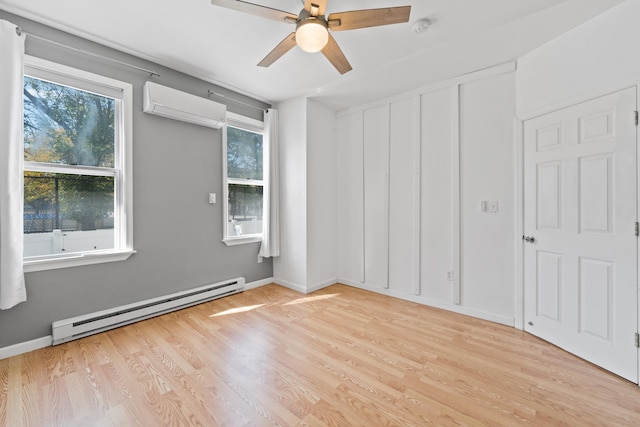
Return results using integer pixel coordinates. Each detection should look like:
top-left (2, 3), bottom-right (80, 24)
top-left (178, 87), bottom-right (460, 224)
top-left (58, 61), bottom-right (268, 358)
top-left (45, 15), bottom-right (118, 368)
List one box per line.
top-left (208, 193), bottom-right (216, 204)
top-left (446, 270), bottom-right (454, 281)
top-left (488, 200), bottom-right (499, 213)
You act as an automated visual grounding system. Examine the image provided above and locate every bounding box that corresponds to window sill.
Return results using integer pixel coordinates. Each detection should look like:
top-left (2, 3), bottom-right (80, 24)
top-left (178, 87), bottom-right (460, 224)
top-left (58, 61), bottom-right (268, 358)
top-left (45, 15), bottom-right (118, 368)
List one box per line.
top-left (24, 249), bottom-right (136, 273)
top-left (223, 235), bottom-right (262, 246)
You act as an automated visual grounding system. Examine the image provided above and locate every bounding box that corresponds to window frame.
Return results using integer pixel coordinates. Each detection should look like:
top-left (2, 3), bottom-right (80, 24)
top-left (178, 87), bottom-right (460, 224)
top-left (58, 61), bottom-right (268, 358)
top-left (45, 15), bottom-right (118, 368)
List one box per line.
top-left (22, 56), bottom-right (134, 272)
top-left (222, 112), bottom-right (265, 246)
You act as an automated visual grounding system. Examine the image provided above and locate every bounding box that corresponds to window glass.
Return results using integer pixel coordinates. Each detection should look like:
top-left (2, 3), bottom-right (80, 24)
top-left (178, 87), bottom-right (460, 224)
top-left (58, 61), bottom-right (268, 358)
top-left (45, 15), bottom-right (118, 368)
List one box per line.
top-left (226, 126), bottom-right (263, 180)
top-left (228, 184), bottom-right (263, 236)
top-left (24, 173), bottom-right (115, 256)
top-left (24, 76), bottom-right (115, 168)
top-left (24, 172), bottom-right (115, 232)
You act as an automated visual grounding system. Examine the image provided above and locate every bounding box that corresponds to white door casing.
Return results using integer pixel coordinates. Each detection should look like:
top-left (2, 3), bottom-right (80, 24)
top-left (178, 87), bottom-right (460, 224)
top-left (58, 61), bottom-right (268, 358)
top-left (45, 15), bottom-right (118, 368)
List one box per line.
top-left (523, 88), bottom-right (638, 382)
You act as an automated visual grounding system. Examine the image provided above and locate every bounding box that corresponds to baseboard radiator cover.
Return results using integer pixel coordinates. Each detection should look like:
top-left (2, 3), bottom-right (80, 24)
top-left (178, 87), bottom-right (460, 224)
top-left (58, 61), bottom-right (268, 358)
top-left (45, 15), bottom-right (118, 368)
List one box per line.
top-left (52, 277), bottom-right (245, 345)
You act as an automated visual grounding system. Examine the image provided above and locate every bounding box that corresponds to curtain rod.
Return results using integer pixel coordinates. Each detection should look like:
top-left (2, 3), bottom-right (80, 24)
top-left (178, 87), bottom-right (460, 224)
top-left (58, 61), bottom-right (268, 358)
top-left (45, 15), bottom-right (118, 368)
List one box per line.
top-left (207, 89), bottom-right (268, 112)
top-left (14, 26), bottom-right (268, 111)
top-left (15, 26), bottom-right (160, 77)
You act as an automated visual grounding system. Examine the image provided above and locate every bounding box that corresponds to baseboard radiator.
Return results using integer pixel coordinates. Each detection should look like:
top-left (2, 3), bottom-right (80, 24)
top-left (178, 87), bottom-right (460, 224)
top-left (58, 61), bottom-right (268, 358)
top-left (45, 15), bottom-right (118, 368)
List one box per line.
top-left (52, 277), bottom-right (245, 345)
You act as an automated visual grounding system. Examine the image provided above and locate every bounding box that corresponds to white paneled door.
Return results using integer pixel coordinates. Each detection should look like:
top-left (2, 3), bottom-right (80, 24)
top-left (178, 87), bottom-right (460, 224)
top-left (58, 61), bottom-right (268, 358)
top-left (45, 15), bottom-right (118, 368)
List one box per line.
top-left (524, 88), bottom-right (638, 383)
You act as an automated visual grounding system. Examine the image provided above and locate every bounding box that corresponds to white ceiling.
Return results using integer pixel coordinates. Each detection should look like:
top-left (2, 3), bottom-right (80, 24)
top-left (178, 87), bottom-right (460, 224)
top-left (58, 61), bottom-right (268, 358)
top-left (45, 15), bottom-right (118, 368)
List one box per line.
top-left (0, 0), bottom-right (626, 110)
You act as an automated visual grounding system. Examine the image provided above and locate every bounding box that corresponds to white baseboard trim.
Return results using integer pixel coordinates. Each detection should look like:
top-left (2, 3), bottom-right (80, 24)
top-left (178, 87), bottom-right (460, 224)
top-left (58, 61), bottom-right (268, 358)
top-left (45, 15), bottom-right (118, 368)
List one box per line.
top-left (0, 335), bottom-right (52, 360)
top-left (307, 277), bottom-right (338, 293)
top-left (272, 277), bottom-right (338, 294)
top-left (339, 279), bottom-right (515, 327)
top-left (244, 277), bottom-right (274, 290)
top-left (273, 277), bottom-right (307, 293)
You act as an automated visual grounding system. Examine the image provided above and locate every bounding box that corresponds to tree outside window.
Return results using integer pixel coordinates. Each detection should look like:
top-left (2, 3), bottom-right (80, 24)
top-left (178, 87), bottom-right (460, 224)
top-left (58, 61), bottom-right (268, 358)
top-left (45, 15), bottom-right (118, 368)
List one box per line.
top-left (224, 117), bottom-right (265, 243)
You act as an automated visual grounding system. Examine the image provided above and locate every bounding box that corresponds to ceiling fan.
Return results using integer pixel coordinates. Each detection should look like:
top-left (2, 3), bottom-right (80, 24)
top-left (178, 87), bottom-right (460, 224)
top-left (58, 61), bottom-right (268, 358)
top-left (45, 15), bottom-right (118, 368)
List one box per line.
top-left (210, 0), bottom-right (411, 74)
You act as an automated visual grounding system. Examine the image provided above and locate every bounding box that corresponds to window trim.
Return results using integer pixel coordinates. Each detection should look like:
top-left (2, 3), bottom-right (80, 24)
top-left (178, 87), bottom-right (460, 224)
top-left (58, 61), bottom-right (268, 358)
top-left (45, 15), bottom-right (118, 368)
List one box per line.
top-left (222, 112), bottom-right (265, 246)
top-left (22, 56), bottom-right (134, 272)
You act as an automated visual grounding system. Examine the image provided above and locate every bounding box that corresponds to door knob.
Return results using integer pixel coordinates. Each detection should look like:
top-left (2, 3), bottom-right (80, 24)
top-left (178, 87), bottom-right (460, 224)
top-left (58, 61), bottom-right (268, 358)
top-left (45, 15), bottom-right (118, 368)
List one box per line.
top-left (523, 235), bottom-right (535, 243)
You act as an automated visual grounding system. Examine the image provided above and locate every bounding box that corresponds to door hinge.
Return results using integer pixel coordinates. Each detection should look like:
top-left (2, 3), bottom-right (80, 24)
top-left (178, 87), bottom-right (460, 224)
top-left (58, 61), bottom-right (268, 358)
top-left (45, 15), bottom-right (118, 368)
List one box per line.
top-left (635, 333), bottom-right (639, 348)
top-left (635, 110), bottom-right (639, 126)
top-left (635, 222), bottom-right (639, 237)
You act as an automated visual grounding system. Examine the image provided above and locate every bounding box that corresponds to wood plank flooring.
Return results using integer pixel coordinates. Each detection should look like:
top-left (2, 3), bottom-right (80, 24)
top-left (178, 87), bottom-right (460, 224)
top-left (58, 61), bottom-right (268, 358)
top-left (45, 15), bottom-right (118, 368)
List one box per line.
top-left (1, 283), bottom-right (640, 426)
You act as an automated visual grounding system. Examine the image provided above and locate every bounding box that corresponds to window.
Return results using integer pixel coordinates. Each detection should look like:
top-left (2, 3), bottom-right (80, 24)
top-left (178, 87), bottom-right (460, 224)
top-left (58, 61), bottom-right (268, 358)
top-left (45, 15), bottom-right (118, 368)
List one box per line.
top-left (22, 56), bottom-right (134, 271)
top-left (223, 113), bottom-right (265, 245)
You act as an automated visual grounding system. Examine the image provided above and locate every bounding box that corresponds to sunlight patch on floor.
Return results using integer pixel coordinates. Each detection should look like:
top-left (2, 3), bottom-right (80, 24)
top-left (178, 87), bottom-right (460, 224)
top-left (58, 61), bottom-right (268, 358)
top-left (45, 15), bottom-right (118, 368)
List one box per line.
top-left (283, 293), bottom-right (340, 306)
top-left (209, 304), bottom-right (265, 317)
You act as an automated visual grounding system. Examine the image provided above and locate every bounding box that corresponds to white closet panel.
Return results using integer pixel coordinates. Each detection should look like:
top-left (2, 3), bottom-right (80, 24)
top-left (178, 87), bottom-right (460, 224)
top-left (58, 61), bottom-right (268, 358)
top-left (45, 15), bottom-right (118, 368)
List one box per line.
top-left (420, 88), bottom-right (456, 301)
top-left (336, 112), bottom-right (364, 283)
top-left (335, 64), bottom-right (517, 326)
top-left (388, 98), bottom-right (419, 294)
top-left (363, 105), bottom-right (390, 288)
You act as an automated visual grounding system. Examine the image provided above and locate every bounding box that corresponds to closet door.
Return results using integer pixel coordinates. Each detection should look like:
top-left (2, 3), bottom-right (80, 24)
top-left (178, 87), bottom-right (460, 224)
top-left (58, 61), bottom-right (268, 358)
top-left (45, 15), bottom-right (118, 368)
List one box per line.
top-left (420, 88), bottom-right (457, 301)
top-left (337, 112), bottom-right (364, 283)
top-left (389, 98), bottom-right (419, 294)
top-left (364, 105), bottom-right (390, 288)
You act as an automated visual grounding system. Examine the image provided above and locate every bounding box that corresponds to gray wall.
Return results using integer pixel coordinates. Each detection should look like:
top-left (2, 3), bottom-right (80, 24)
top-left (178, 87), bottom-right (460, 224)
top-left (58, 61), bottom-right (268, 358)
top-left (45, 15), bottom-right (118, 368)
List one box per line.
top-left (0, 10), bottom-right (273, 348)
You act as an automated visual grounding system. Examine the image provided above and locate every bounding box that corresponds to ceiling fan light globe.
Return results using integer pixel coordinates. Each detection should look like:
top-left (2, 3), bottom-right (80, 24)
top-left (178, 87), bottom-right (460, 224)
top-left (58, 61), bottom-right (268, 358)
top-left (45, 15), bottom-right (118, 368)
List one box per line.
top-left (296, 20), bottom-right (329, 53)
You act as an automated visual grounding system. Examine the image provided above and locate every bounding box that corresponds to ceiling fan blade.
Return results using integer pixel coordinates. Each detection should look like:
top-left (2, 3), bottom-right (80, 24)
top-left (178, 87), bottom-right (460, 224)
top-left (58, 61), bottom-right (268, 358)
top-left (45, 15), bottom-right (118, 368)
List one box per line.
top-left (211, 0), bottom-right (297, 23)
top-left (321, 33), bottom-right (352, 74)
top-left (304, 0), bottom-right (328, 16)
top-left (257, 32), bottom-right (297, 67)
top-left (328, 6), bottom-right (411, 31)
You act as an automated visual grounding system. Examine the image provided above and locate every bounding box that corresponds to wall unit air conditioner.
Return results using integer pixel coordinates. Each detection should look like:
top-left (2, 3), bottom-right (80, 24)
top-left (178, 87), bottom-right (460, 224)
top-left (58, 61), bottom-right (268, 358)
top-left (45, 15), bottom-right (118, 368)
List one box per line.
top-left (143, 81), bottom-right (226, 129)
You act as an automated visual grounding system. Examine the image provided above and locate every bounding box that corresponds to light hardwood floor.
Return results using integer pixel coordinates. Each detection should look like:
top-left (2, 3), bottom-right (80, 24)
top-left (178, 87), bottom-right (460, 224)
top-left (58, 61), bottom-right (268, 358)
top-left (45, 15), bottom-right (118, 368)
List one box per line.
top-left (1, 283), bottom-right (640, 426)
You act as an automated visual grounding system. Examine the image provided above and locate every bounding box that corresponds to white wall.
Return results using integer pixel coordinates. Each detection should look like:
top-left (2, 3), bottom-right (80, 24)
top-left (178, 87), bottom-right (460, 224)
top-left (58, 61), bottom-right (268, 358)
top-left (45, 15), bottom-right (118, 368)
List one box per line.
top-left (274, 98), bottom-right (338, 292)
top-left (517, 0), bottom-right (640, 117)
top-left (273, 97), bottom-right (307, 290)
top-left (460, 72), bottom-right (516, 318)
top-left (306, 99), bottom-right (337, 290)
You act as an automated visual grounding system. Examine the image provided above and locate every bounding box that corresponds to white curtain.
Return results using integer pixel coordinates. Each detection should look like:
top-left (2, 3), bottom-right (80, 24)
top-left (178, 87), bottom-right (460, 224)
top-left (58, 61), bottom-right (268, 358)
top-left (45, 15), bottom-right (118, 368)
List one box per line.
top-left (258, 108), bottom-right (280, 262)
top-left (0, 20), bottom-right (26, 309)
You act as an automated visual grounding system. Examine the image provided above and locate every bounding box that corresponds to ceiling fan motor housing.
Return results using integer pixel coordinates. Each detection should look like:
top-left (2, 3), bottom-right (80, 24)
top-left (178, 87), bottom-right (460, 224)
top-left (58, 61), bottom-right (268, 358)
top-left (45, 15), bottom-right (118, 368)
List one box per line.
top-left (295, 9), bottom-right (329, 53)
